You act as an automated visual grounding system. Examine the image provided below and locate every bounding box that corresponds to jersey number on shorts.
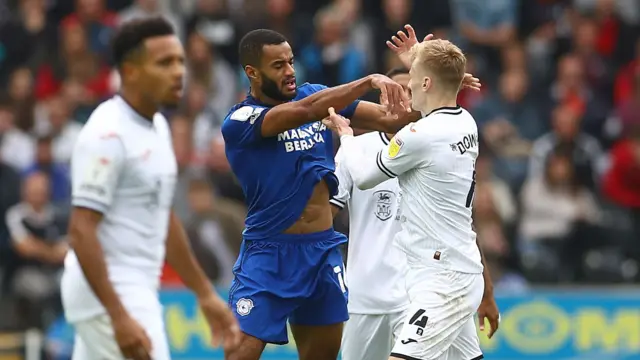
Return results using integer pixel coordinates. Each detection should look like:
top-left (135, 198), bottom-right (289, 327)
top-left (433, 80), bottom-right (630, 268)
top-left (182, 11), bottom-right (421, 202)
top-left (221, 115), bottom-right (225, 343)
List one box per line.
top-left (408, 308), bottom-right (429, 336)
top-left (465, 165), bottom-right (477, 208)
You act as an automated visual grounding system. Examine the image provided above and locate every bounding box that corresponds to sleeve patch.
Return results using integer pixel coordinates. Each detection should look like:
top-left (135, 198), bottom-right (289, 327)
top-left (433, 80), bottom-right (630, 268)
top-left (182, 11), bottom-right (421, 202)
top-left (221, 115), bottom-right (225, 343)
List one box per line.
top-left (388, 137), bottom-right (404, 158)
top-left (230, 106), bottom-right (264, 123)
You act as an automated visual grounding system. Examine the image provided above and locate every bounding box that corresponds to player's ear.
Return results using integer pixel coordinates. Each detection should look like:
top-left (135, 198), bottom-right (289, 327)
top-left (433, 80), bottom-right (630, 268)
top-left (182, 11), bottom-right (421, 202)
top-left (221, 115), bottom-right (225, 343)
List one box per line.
top-left (121, 62), bottom-right (140, 84)
top-left (422, 76), bottom-right (431, 92)
top-left (245, 66), bottom-right (259, 80)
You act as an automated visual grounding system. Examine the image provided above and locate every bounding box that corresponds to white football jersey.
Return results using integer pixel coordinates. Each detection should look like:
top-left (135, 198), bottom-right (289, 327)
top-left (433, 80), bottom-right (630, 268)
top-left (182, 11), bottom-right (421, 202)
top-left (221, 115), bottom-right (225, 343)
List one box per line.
top-left (331, 132), bottom-right (408, 315)
top-left (61, 95), bottom-right (178, 322)
top-left (339, 106), bottom-right (482, 274)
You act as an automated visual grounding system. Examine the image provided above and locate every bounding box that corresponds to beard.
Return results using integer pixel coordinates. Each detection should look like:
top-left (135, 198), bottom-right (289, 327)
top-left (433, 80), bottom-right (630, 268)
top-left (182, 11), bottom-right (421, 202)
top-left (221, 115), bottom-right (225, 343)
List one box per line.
top-left (260, 72), bottom-right (296, 101)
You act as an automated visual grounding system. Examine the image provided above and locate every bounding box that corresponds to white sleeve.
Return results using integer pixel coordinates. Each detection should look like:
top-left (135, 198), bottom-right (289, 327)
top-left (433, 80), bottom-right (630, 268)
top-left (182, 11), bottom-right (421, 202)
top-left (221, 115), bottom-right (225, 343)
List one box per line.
top-left (71, 133), bottom-right (126, 213)
top-left (330, 147), bottom-right (353, 210)
top-left (340, 124), bottom-right (426, 190)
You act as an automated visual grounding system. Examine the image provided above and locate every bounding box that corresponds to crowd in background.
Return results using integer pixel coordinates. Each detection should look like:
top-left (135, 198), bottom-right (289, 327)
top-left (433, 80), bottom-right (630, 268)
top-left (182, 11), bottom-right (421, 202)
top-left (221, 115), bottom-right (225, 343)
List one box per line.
top-left (0, 0), bottom-right (640, 347)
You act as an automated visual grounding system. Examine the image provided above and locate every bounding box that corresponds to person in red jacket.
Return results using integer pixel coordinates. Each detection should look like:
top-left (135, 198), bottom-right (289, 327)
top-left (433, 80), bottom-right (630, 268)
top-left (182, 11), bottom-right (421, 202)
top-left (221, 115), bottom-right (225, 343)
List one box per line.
top-left (602, 126), bottom-right (640, 248)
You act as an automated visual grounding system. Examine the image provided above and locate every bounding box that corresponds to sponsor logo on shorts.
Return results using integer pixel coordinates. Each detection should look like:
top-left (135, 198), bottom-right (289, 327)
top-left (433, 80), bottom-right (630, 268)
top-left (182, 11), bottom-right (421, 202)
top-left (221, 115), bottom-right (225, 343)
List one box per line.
top-left (236, 298), bottom-right (254, 316)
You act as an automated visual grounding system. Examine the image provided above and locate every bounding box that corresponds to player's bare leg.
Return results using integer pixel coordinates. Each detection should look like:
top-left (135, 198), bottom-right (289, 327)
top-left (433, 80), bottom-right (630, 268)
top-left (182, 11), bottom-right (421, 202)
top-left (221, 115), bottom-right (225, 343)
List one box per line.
top-left (224, 333), bottom-right (265, 360)
top-left (291, 323), bottom-right (343, 360)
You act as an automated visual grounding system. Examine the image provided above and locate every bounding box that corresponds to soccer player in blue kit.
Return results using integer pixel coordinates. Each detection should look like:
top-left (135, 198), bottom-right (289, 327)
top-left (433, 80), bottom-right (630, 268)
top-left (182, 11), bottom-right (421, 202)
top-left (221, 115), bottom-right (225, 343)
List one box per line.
top-left (221, 29), bottom-right (479, 360)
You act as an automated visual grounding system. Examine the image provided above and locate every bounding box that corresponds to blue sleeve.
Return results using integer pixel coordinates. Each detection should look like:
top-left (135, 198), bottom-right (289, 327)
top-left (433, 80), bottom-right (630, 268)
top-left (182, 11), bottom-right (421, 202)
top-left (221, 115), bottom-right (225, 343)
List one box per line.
top-left (303, 83), bottom-right (361, 119)
top-left (221, 105), bottom-right (269, 146)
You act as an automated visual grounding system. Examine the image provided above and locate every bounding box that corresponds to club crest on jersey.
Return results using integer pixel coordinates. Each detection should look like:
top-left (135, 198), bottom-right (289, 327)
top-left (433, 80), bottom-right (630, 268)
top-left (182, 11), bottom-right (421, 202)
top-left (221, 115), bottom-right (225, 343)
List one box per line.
top-left (388, 137), bottom-right (403, 158)
top-left (373, 190), bottom-right (395, 221)
top-left (236, 298), bottom-right (254, 316)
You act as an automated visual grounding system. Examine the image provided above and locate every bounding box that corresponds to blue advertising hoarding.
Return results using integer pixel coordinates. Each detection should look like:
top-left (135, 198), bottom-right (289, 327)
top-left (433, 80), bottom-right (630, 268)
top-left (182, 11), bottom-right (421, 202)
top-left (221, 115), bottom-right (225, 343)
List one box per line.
top-left (160, 289), bottom-right (640, 360)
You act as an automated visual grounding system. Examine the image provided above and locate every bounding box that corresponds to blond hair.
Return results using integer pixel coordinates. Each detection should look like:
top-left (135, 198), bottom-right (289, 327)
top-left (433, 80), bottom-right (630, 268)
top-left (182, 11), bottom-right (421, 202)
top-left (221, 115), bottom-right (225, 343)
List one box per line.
top-left (410, 39), bottom-right (466, 93)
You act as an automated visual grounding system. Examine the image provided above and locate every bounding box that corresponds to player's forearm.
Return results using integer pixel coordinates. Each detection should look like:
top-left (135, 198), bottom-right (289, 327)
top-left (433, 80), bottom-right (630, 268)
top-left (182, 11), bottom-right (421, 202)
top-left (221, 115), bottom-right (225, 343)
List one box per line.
top-left (303, 76), bottom-right (374, 119)
top-left (351, 102), bottom-right (421, 133)
top-left (340, 135), bottom-right (389, 190)
top-left (474, 227), bottom-right (494, 296)
top-left (165, 212), bottom-right (216, 299)
top-left (69, 219), bottom-right (128, 320)
top-left (261, 77), bottom-right (374, 137)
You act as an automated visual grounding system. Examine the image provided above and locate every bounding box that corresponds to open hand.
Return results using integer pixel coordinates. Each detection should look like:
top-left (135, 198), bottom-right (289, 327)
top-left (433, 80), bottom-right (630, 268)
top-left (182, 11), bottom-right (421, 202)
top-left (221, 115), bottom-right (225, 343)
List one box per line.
top-left (112, 314), bottom-right (153, 360)
top-left (462, 73), bottom-right (482, 91)
top-left (386, 24), bottom-right (433, 69)
top-left (370, 74), bottom-right (411, 114)
top-left (477, 294), bottom-right (500, 339)
top-left (322, 107), bottom-right (353, 137)
top-left (199, 294), bottom-right (242, 352)
top-left (387, 24), bottom-right (482, 91)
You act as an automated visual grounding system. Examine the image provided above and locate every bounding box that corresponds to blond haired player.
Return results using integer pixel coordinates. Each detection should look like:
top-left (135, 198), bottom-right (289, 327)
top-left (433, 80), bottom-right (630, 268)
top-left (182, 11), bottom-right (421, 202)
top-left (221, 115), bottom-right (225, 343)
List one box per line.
top-left (324, 29), bottom-right (499, 360)
top-left (331, 68), bottom-right (411, 360)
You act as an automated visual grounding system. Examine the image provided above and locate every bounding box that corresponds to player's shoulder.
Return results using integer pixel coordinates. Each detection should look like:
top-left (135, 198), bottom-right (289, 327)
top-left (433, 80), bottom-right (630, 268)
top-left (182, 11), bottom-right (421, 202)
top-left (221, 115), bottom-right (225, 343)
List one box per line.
top-left (297, 83), bottom-right (327, 97)
top-left (75, 98), bottom-right (128, 149)
top-left (224, 101), bottom-right (268, 125)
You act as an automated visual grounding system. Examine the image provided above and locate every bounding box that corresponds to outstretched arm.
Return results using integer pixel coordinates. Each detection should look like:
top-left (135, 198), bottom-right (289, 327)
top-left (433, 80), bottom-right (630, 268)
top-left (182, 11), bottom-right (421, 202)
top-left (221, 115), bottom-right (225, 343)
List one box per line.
top-left (350, 101), bottom-right (421, 133)
top-left (165, 212), bottom-right (241, 351)
top-left (260, 75), bottom-right (410, 137)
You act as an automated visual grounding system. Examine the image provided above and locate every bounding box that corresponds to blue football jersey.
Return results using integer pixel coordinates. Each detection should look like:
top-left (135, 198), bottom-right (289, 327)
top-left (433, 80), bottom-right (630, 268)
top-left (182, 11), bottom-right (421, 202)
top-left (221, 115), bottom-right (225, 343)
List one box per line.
top-left (221, 83), bottom-right (360, 240)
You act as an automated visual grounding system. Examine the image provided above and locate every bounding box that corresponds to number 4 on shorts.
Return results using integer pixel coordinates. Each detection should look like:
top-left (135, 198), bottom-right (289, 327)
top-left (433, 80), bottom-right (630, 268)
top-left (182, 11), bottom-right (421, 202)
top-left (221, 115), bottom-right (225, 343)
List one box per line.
top-left (409, 309), bottom-right (428, 335)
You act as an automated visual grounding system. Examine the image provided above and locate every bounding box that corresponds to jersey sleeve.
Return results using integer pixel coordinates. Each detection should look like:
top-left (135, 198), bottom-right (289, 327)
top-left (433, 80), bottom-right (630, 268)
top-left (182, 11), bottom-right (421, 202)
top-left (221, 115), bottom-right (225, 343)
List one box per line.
top-left (340, 124), bottom-right (426, 190)
top-left (221, 105), bottom-right (270, 145)
top-left (71, 133), bottom-right (126, 213)
top-left (330, 147), bottom-right (353, 210)
top-left (306, 83), bottom-right (360, 119)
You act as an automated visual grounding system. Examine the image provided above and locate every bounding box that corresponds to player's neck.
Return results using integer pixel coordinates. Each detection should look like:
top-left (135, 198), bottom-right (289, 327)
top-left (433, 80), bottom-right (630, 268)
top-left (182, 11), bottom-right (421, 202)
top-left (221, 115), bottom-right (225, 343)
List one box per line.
top-left (417, 96), bottom-right (458, 117)
top-left (119, 87), bottom-right (157, 121)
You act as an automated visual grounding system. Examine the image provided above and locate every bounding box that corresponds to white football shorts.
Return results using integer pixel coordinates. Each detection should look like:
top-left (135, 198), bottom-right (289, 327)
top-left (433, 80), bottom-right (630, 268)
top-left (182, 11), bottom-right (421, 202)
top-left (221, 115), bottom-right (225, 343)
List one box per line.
top-left (391, 268), bottom-right (484, 360)
top-left (71, 312), bottom-right (170, 360)
top-left (342, 310), bottom-right (406, 360)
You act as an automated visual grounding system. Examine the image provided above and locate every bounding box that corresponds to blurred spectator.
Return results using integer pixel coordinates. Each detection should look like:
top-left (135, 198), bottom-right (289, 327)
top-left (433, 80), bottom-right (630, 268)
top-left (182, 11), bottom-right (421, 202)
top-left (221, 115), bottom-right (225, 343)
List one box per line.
top-left (299, 4), bottom-right (366, 86)
top-left (206, 135), bottom-right (244, 204)
top-left (23, 136), bottom-right (71, 205)
top-left (475, 154), bottom-right (517, 228)
top-left (613, 38), bottom-right (640, 107)
top-left (519, 146), bottom-right (602, 282)
top-left (5, 172), bottom-right (67, 328)
top-left (170, 113), bottom-right (203, 222)
top-left (450, 0), bottom-right (519, 78)
top-left (602, 127), bottom-right (640, 241)
top-left (0, 96), bottom-right (35, 170)
top-left (185, 0), bottom-right (239, 65)
top-left (185, 31), bottom-right (237, 117)
top-left (529, 105), bottom-right (604, 190)
top-left (473, 183), bottom-right (527, 293)
top-left (59, 0), bottom-right (118, 58)
top-left (473, 69), bottom-right (543, 187)
top-left (8, 67), bottom-right (37, 131)
top-left (118, 0), bottom-right (184, 40)
top-left (33, 95), bottom-right (83, 164)
top-left (185, 178), bottom-right (244, 287)
top-left (548, 53), bottom-right (609, 139)
top-left (0, 0), bottom-right (57, 84)
top-left (371, 0), bottom-right (417, 73)
top-left (0, 159), bottom-right (21, 294)
top-left (571, 17), bottom-right (610, 94)
top-left (34, 20), bottom-right (112, 104)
